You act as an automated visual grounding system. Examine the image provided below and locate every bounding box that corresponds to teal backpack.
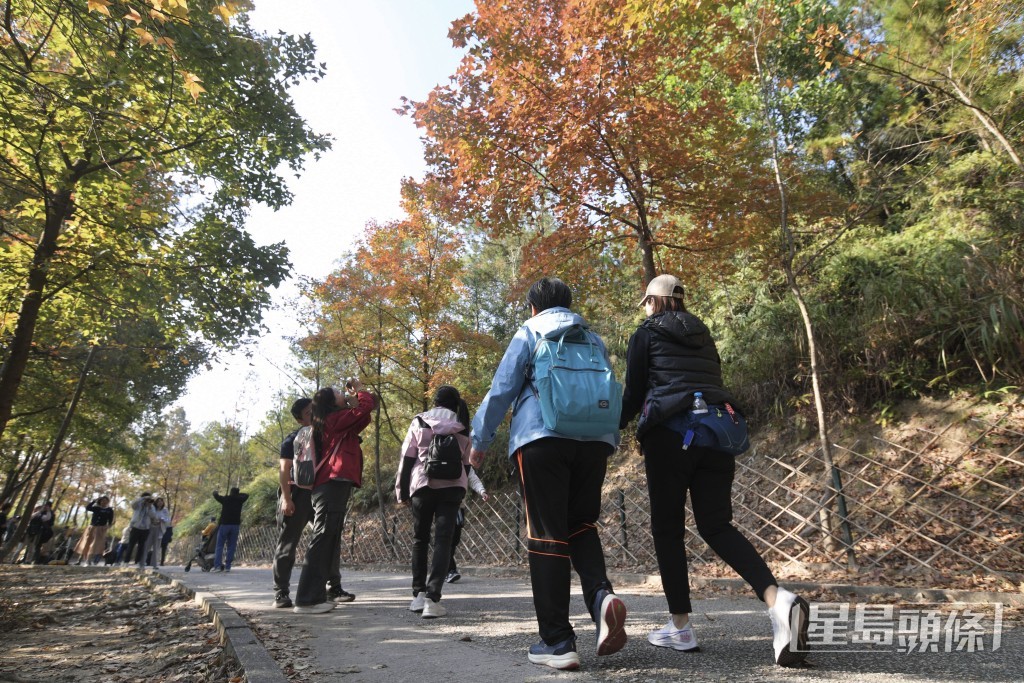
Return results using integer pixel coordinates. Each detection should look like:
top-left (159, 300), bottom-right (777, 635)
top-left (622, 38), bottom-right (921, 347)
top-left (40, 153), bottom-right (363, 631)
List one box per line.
top-left (529, 324), bottom-right (623, 438)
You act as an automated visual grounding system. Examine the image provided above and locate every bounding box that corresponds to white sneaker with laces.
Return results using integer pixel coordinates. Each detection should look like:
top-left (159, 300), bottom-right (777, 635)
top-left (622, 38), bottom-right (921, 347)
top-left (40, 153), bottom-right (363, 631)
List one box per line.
top-left (409, 592), bottom-right (426, 612)
top-left (422, 598), bottom-right (446, 618)
top-left (769, 588), bottom-right (810, 667)
top-left (647, 619), bottom-right (701, 652)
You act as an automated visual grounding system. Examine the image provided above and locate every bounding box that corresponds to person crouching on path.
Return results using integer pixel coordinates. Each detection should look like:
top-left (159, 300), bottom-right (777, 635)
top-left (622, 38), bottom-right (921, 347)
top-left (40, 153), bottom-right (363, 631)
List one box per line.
top-left (76, 496), bottom-right (113, 566)
top-left (469, 276), bottom-right (627, 671)
top-left (212, 487), bottom-right (249, 572)
top-left (620, 274), bottom-right (810, 667)
top-left (395, 385), bottom-right (472, 619)
top-left (293, 379), bottom-right (376, 614)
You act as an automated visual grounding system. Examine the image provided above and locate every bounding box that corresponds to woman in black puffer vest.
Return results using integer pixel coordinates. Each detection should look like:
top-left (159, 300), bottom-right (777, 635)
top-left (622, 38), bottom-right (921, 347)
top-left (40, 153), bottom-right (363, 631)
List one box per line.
top-left (620, 274), bottom-right (809, 668)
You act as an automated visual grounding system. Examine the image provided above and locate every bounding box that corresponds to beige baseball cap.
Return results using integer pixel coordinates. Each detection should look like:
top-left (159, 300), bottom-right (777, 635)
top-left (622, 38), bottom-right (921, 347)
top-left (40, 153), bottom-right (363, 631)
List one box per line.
top-left (639, 274), bottom-right (685, 306)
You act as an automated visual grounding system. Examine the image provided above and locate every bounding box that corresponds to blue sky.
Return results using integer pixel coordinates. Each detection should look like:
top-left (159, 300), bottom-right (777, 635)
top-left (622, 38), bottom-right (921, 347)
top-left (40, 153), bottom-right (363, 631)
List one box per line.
top-left (173, 0), bottom-right (474, 432)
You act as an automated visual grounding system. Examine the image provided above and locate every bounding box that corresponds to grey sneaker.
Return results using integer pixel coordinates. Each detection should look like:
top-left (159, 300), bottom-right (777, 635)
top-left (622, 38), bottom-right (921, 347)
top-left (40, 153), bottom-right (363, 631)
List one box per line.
top-left (528, 636), bottom-right (579, 670)
top-left (409, 592), bottom-right (426, 613)
top-left (648, 620), bottom-right (700, 652)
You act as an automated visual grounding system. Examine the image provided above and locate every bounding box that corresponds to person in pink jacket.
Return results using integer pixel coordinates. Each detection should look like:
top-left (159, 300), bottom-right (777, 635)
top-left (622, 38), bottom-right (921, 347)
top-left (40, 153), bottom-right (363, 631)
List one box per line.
top-left (395, 385), bottom-right (472, 619)
top-left (293, 379), bottom-right (377, 614)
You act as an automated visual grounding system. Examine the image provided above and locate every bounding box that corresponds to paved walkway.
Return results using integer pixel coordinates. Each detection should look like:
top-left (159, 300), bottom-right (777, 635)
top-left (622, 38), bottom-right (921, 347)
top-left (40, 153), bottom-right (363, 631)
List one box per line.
top-left (164, 566), bottom-right (1021, 682)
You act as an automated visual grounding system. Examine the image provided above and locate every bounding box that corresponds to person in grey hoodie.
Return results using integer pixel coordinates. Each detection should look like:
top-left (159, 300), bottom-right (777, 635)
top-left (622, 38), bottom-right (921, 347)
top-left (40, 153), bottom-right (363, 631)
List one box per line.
top-left (125, 493), bottom-right (156, 567)
top-left (469, 277), bottom-right (627, 671)
top-left (395, 385), bottom-right (472, 619)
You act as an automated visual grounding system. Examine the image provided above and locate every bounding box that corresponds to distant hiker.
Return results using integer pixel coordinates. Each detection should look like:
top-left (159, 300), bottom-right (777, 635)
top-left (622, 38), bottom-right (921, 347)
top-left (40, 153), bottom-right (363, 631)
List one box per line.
top-left (75, 496), bottom-right (114, 566)
top-left (469, 277), bottom-right (627, 671)
top-left (620, 274), bottom-right (809, 667)
top-left (446, 466), bottom-right (488, 584)
top-left (161, 523), bottom-right (173, 566)
top-left (143, 497), bottom-right (171, 568)
top-left (212, 487), bottom-right (249, 572)
top-left (126, 493), bottom-right (158, 568)
top-left (293, 379), bottom-right (376, 614)
top-left (396, 385), bottom-right (472, 618)
top-left (115, 524), bottom-right (132, 564)
top-left (0, 501), bottom-right (11, 542)
top-left (24, 500), bottom-right (55, 564)
top-left (272, 397), bottom-right (315, 608)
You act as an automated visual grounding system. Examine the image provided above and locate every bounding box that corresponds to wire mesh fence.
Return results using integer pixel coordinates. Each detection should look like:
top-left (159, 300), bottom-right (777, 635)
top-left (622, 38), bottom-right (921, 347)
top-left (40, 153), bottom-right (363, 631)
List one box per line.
top-left (169, 403), bottom-right (1024, 585)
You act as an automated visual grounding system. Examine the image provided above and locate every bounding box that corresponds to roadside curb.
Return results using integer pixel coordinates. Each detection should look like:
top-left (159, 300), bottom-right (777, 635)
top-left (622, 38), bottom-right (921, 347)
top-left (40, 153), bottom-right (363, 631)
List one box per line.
top-left (138, 568), bottom-right (288, 683)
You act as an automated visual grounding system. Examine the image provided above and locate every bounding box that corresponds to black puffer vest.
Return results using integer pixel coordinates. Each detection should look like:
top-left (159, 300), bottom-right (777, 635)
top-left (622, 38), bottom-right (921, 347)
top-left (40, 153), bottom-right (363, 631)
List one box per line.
top-left (638, 311), bottom-right (739, 436)
top-left (643, 311), bottom-right (724, 390)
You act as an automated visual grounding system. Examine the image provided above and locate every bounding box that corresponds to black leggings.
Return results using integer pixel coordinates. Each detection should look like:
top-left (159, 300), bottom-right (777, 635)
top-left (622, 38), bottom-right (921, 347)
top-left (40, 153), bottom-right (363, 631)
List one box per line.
top-left (643, 426), bottom-right (777, 615)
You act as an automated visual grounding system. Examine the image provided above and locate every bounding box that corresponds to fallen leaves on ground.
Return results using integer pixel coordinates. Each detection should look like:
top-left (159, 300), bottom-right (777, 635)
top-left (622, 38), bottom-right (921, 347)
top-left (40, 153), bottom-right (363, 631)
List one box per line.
top-left (0, 565), bottom-right (244, 682)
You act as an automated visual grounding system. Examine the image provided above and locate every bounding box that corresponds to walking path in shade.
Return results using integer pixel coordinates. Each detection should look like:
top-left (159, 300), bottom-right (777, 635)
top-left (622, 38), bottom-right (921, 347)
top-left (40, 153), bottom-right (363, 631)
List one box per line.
top-left (163, 565), bottom-right (1022, 682)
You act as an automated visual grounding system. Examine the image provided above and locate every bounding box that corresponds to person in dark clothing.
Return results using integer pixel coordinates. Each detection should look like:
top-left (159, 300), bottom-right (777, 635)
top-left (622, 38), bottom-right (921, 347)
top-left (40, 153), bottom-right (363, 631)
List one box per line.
top-left (212, 487), bottom-right (249, 572)
top-left (161, 525), bottom-right (173, 565)
top-left (469, 277), bottom-right (627, 671)
top-left (24, 501), bottom-right (55, 564)
top-left (76, 496), bottom-right (114, 565)
top-left (620, 274), bottom-right (809, 667)
top-left (273, 397), bottom-right (333, 608)
top-left (0, 501), bottom-right (11, 542)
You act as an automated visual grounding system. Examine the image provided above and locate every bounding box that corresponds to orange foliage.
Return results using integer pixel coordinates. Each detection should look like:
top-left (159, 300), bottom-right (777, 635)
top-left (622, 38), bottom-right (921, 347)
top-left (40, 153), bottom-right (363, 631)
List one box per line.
top-left (404, 0), bottom-right (772, 285)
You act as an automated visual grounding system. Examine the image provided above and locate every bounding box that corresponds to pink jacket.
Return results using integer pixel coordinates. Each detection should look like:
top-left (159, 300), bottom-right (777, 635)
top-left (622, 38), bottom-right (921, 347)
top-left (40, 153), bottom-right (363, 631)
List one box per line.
top-left (394, 407), bottom-right (472, 501)
top-left (314, 391), bottom-right (377, 488)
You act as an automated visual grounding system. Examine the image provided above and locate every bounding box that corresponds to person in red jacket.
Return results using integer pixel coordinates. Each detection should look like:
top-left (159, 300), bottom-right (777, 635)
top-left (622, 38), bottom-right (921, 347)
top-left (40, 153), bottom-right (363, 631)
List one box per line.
top-left (293, 378), bottom-right (377, 614)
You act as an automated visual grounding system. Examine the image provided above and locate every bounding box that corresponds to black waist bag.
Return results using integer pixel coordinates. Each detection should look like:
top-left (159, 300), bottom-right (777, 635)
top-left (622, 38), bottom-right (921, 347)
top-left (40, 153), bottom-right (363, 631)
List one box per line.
top-left (667, 403), bottom-right (750, 456)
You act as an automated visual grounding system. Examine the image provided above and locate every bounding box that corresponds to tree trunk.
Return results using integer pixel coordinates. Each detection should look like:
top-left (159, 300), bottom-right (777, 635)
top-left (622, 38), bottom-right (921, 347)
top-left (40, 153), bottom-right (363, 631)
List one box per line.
top-left (637, 222), bottom-right (657, 283)
top-left (0, 186), bottom-right (76, 443)
top-left (372, 309), bottom-right (396, 559)
top-left (0, 346), bottom-right (97, 562)
top-left (751, 22), bottom-right (855, 567)
top-left (946, 71), bottom-right (1022, 171)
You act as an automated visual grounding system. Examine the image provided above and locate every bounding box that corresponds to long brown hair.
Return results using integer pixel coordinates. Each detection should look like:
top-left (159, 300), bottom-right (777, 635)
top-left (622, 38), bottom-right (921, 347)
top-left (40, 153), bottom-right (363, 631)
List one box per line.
top-left (311, 386), bottom-right (342, 455)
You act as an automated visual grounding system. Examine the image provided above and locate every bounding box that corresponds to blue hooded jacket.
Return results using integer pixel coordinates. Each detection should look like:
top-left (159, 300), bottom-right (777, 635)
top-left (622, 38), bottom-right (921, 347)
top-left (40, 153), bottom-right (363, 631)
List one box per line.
top-left (471, 307), bottom-right (620, 457)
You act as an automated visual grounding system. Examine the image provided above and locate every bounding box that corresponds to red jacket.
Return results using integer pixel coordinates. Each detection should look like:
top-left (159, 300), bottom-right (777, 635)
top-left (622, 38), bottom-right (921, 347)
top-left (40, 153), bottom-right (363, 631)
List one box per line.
top-left (314, 391), bottom-right (377, 488)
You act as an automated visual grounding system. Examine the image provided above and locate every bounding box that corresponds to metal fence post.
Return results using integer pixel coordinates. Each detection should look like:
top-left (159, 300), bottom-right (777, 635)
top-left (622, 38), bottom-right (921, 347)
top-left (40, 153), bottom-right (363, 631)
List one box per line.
top-left (617, 489), bottom-right (628, 556)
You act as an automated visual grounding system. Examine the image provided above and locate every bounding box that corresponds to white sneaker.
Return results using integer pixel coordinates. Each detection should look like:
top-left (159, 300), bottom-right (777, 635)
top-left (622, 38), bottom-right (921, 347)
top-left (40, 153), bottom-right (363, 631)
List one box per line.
top-left (647, 620), bottom-right (700, 652)
top-left (769, 588), bottom-right (809, 667)
top-left (422, 598), bottom-right (446, 618)
top-left (409, 592), bottom-right (426, 613)
top-left (293, 602), bottom-right (336, 615)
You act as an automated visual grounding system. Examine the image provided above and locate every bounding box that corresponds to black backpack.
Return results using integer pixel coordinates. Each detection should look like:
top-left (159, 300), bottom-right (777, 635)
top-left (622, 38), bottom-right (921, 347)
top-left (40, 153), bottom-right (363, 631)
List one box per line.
top-left (416, 417), bottom-right (464, 480)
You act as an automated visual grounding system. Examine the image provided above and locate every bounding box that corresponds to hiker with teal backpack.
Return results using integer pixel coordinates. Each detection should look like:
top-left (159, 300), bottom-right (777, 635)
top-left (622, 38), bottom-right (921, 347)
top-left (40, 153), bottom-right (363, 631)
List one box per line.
top-left (620, 274), bottom-right (810, 667)
top-left (469, 277), bottom-right (627, 671)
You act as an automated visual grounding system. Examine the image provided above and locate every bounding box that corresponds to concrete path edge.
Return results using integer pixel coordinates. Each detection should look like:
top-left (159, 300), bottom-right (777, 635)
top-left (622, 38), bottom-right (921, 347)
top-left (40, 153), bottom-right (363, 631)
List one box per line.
top-left (137, 568), bottom-right (288, 683)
